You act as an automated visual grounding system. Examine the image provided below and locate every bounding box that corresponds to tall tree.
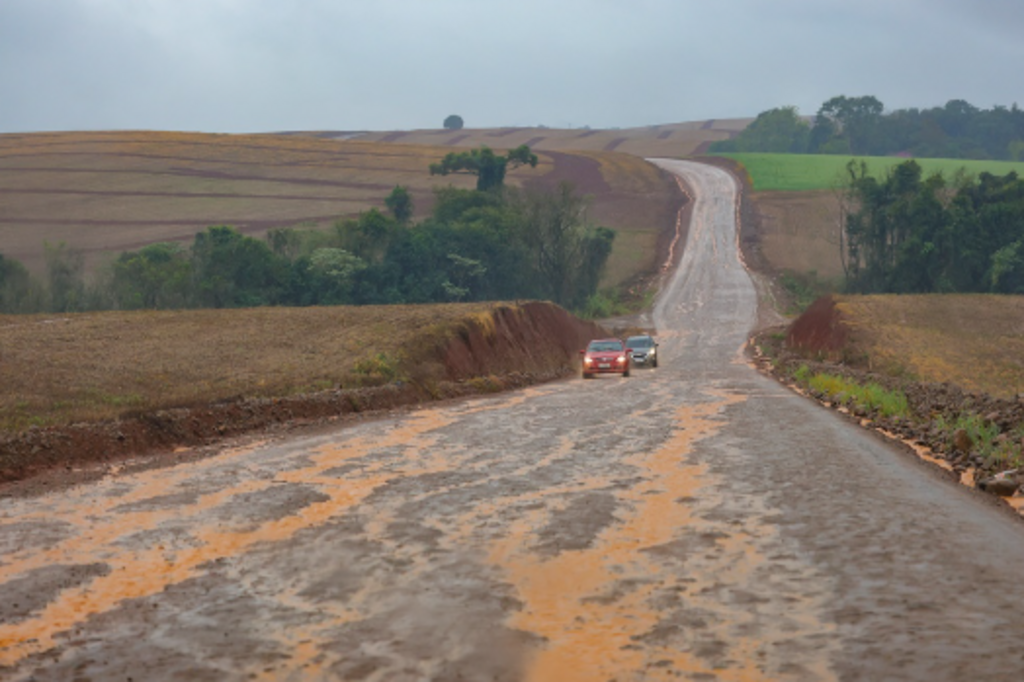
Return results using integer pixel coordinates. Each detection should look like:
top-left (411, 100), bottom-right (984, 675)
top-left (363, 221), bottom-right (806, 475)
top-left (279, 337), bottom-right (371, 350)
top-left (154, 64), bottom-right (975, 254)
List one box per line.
top-left (430, 145), bottom-right (538, 191)
top-left (810, 95), bottom-right (884, 154)
top-left (385, 185), bottom-right (414, 223)
top-left (512, 181), bottom-right (614, 307)
top-left (0, 253), bottom-right (44, 313)
top-left (715, 106), bottom-right (809, 153)
top-left (44, 241), bottom-right (86, 312)
top-left (305, 247), bottom-right (365, 304)
top-left (191, 226), bottom-right (286, 308)
top-left (841, 160), bottom-right (1024, 294)
top-left (111, 242), bottom-right (192, 309)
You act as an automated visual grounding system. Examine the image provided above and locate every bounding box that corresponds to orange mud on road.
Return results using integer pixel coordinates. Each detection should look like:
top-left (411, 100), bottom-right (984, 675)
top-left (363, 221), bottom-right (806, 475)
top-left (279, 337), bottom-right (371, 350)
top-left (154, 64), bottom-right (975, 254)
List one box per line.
top-left (491, 391), bottom-right (822, 682)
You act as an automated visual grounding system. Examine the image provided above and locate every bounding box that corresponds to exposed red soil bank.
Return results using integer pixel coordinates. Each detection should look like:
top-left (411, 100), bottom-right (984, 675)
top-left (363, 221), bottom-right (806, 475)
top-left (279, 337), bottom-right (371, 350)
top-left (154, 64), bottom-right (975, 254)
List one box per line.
top-left (785, 294), bottom-right (849, 357)
top-left (0, 302), bottom-right (604, 486)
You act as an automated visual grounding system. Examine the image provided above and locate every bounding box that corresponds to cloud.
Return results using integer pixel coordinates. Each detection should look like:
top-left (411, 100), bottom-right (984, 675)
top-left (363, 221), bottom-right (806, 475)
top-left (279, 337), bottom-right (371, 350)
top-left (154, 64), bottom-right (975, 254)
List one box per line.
top-left (1, 0), bottom-right (1021, 133)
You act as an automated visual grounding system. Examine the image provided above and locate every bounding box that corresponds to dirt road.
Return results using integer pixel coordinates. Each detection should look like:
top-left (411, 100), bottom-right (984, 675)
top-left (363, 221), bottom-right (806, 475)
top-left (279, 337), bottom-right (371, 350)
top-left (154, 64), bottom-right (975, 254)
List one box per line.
top-left (4, 161), bottom-right (1024, 681)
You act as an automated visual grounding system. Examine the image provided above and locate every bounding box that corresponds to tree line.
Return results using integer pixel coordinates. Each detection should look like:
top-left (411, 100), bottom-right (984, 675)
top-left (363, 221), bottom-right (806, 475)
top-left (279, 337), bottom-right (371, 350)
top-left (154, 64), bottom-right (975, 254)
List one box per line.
top-left (0, 147), bottom-right (616, 315)
top-left (840, 160), bottom-right (1024, 294)
top-left (711, 97), bottom-right (1024, 160)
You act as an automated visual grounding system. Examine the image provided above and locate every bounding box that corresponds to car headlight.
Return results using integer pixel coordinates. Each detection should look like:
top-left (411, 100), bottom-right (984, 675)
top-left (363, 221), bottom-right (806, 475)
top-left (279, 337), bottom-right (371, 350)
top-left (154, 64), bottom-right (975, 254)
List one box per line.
top-left (617, 355), bottom-right (626, 363)
top-left (584, 357), bottom-right (593, 364)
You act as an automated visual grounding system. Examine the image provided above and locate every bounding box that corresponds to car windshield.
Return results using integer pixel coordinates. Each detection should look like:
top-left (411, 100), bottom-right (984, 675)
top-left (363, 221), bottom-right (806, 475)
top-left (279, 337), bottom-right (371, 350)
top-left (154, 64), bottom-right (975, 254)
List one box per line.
top-left (626, 336), bottom-right (653, 348)
top-left (588, 341), bottom-right (623, 352)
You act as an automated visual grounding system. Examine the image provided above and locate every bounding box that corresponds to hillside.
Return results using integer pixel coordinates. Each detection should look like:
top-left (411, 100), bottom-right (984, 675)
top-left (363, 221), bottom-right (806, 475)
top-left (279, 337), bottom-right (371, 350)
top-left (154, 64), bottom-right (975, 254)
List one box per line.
top-left (287, 118), bottom-right (752, 158)
top-left (0, 131), bottom-right (682, 289)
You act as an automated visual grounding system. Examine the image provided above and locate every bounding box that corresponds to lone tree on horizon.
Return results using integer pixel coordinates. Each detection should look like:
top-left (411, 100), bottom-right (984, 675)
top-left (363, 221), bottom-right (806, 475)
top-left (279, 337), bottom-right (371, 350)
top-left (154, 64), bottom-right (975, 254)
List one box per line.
top-left (443, 114), bottom-right (464, 130)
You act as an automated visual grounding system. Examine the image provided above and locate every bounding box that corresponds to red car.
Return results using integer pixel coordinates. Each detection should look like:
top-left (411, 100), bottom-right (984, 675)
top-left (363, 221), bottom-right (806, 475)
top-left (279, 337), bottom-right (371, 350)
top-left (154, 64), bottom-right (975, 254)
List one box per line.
top-left (580, 338), bottom-right (631, 379)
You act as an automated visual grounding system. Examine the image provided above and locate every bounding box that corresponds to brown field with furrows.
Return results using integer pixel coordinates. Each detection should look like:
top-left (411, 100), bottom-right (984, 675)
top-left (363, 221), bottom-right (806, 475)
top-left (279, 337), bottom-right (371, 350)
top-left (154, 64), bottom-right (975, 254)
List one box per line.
top-left (0, 301), bottom-right (600, 433)
top-left (750, 189), bottom-right (845, 280)
top-left (796, 294), bottom-right (1024, 399)
top-left (537, 149), bottom-right (683, 286)
top-left (305, 118), bottom-right (752, 158)
top-left (0, 130), bottom-right (681, 289)
top-left (0, 304), bottom-right (470, 431)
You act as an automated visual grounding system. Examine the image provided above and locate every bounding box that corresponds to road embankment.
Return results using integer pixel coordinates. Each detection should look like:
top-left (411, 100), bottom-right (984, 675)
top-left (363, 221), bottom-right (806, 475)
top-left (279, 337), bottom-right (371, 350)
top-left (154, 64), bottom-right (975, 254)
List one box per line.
top-left (0, 301), bottom-right (604, 485)
top-left (754, 294), bottom-right (1024, 501)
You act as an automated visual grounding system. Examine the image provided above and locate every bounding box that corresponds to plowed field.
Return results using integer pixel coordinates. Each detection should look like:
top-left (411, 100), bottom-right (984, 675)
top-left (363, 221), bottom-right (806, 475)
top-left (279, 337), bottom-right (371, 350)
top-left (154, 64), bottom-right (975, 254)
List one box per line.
top-left (0, 131), bottom-right (682, 288)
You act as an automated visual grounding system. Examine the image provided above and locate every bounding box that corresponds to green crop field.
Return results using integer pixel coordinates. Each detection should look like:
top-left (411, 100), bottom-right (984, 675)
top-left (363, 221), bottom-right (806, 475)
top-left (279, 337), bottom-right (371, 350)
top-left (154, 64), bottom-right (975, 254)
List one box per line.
top-left (714, 153), bottom-right (1024, 191)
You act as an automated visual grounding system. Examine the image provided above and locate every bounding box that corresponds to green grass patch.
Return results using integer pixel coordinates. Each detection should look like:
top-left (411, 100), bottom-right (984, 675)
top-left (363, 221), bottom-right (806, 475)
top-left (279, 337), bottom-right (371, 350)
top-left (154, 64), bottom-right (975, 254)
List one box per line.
top-left (713, 153), bottom-right (1024, 191)
top-left (352, 352), bottom-right (404, 386)
top-left (787, 363), bottom-right (1024, 469)
top-left (792, 365), bottom-right (909, 418)
top-left (935, 414), bottom-right (1024, 468)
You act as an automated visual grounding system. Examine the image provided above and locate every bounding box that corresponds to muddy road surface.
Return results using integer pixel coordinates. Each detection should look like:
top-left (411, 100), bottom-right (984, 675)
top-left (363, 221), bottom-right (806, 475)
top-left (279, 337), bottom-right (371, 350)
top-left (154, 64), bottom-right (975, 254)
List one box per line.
top-left (4, 161), bottom-right (1024, 681)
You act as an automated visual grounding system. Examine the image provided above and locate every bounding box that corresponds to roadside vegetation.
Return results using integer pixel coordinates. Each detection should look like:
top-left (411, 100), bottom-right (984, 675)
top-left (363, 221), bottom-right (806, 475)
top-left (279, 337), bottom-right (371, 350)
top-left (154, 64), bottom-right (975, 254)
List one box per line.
top-left (839, 160), bottom-right (1024, 294)
top-left (782, 360), bottom-right (1023, 474)
top-left (792, 365), bottom-right (909, 418)
top-left (706, 97), bottom-right (1024, 486)
top-left (759, 309), bottom-right (1024, 490)
top-left (761, 293), bottom-right (1024, 485)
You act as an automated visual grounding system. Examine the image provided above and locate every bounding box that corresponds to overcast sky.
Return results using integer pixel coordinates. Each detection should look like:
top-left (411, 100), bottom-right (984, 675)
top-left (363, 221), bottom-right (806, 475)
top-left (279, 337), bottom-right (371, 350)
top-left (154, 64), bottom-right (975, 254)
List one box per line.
top-left (2, 0), bottom-right (1022, 134)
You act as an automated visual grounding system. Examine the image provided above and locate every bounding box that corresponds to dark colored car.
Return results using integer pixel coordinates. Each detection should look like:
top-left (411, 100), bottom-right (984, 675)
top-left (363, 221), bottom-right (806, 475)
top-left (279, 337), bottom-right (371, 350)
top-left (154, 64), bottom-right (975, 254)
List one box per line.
top-left (581, 338), bottom-right (631, 379)
top-left (626, 334), bottom-right (659, 368)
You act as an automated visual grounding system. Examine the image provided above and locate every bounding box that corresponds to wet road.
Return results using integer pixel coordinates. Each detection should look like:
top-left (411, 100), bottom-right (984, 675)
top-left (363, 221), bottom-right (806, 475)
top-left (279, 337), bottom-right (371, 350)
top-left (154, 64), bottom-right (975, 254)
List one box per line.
top-left (3, 160), bottom-right (1024, 681)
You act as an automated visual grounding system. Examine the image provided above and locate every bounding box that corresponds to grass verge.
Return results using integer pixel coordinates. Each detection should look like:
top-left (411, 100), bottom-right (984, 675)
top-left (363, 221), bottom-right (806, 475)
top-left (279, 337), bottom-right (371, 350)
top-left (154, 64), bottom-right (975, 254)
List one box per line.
top-left (791, 365), bottom-right (910, 419)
